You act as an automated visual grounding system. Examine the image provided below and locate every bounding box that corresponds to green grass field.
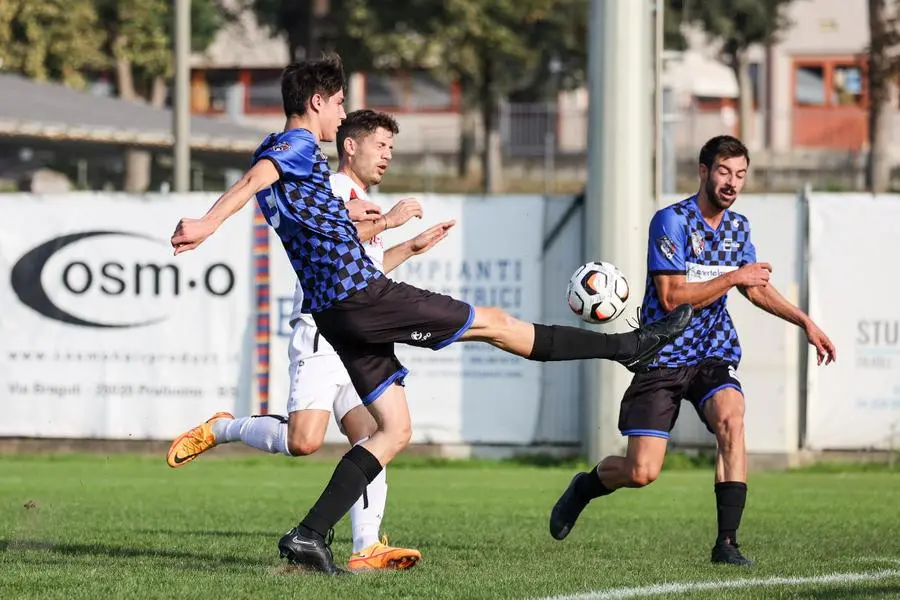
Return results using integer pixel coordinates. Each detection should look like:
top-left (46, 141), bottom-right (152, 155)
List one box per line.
top-left (1, 454), bottom-right (899, 599)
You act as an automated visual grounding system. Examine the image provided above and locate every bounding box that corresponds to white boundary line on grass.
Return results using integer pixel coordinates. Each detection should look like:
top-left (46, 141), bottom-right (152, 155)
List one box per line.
top-left (538, 568), bottom-right (900, 600)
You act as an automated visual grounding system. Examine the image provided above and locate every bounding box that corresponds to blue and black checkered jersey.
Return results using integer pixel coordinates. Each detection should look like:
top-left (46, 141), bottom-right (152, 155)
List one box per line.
top-left (253, 129), bottom-right (382, 312)
top-left (640, 195), bottom-right (757, 368)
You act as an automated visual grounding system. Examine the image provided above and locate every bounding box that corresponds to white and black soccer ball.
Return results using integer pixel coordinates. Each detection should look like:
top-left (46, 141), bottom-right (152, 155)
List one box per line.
top-left (566, 261), bottom-right (630, 324)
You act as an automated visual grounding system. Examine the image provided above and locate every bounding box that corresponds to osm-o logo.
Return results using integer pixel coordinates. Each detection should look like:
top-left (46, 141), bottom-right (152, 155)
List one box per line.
top-left (11, 231), bottom-right (236, 328)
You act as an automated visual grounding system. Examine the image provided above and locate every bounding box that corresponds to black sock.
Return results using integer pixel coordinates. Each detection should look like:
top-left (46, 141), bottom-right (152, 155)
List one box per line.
top-left (298, 445), bottom-right (383, 539)
top-left (715, 481), bottom-right (747, 545)
top-left (573, 465), bottom-right (614, 501)
top-left (528, 324), bottom-right (638, 362)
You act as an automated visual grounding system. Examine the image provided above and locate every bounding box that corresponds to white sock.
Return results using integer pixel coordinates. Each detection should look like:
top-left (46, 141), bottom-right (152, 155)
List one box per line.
top-left (212, 415), bottom-right (291, 456)
top-left (349, 437), bottom-right (387, 553)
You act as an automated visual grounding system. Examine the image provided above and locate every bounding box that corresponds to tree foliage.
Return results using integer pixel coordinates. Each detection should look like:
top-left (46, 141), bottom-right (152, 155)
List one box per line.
top-left (250, 0), bottom-right (318, 62)
top-left (866, 0), bottom-right (900, 191)
top-left (663, 0), bottom-right (688, 51)
top-left (688, 0), bottom-right (796, 145)
top-left (0, 0), bottom-right (106, 88)
top-left (690, 0), bottom-right (794, 57)
top-left (95, 0), bottom-right (226, 97)
top-left (0, 0), bottom-right (226, 94)
top-left (315, 0), bottom-right (587, 100)
top-left (254, 0), bottom-right (588, 190)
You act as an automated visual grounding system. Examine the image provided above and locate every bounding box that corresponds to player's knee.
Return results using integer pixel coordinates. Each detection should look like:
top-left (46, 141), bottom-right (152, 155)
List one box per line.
top-left (383, 421), bottom-right (412, 457)
top-left (395, 422), bottom-right (413, 451)
top-left (711, 412), bottom-right (745, 443)
top-left (287, 434), bottom-right (323, 456)
top-left (627, 462), bottom-right (661, 487)
top-left (474, 306), bottom-right (516, 335)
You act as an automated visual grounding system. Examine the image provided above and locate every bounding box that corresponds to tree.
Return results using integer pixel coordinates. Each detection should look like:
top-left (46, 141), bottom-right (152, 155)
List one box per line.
top-left (866, 0), bottom-right (900, 193)
top-left (663, 0), bottom-right (689, 51)
top-left (313, 0), bottom-right (588, 192)
top-left (418, 1), bottom-right (583, 192)
top-left (94, 0), bottom-right (227, 192)
top-left (0, 0), bottom-right (105, 88)
top-left (690, 0), bottom-right (795, 147)
top-left (250, 0), bottom-right (333, 62)
top-left (0, 1), bottom-right (228, 192)
top-left (252, 0), bottom-right (589, 192)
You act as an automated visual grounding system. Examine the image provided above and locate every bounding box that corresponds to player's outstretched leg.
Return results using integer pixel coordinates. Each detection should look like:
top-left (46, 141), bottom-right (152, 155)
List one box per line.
top-left (550, 436), bottom-right (667, 540)
top-left (616, 304), bottom-right (693, 371)
top-left (166, 412), bottom-right (234, 467)
top-left (165, 413), bottom-right (295, 467)
top-left (463, 303), bottom-right (692, 372)
top-left (548, 471), bottom-right (596, 540)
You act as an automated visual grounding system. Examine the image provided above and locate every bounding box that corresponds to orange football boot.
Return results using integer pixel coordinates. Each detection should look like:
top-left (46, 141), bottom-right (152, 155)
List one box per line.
top-left (347, 536), bottom-right (422, 571)
top-left (166, 411), bottom-right (233, 468)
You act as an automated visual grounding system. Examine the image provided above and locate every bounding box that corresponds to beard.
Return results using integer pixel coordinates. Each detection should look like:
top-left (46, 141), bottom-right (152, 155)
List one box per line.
top-left (705, 178), bottom-right (736, 209)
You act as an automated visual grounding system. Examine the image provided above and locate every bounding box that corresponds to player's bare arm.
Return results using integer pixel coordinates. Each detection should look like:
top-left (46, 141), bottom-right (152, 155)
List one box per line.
top-left (171, 160), bottom-right (280, 255)
top-left (382, 220), bottom-right (455, 273)
top-left (739, 283), bottom-right (836, 365)
top-left (356, 198), bottom-right (423, 246)
top-left (345, 197), bottom-right (382, 222)
top-left (654, 262), bottom-right (771, 312)
top-left (345, 197), bottom-right (385, 243)
top-left (382, 198), bottom-right (423, 226)
top-left (356, 215), bottom-right (389, 243)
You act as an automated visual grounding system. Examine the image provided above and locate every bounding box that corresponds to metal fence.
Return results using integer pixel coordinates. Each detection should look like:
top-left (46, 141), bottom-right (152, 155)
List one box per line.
top-left (386, 100), bottom-right (889, 194)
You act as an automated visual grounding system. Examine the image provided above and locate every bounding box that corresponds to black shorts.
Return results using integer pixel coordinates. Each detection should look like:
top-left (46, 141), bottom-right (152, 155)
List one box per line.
top-left (312, 276), bottom-right (475, 405)
top-left (618, 359), bottom-right (743, 439)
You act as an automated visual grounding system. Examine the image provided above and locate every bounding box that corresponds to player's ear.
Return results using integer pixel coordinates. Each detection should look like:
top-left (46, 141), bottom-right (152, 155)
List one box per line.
top-left (698, 163), bottom-right (709, 180)
top-left (343, 136), bottom-right (357, 158)
top-left (309, 92), bottom-right (323, 113)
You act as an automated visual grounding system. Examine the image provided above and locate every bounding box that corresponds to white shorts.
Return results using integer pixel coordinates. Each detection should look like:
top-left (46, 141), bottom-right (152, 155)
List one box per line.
top-left (287, 322), bottom-right (363, 430)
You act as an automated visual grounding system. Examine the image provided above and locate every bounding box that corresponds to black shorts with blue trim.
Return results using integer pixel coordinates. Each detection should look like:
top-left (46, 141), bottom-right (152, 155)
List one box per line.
top-left (618, 359), bottom-right (743, 439)
top-left (312, 276), bottom-right (475, 405)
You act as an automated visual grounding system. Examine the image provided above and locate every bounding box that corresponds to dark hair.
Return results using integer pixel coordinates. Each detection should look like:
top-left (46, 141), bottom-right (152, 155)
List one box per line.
top-left (280, 54), bottom-right (346, 117)
top-left (336, 109), bottom-right (400, 159)
top-left (698, 135), bottom-right (750, 169)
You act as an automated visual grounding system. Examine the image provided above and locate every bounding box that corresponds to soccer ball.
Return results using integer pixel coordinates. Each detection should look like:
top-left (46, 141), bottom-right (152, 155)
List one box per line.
top-left (566, 261), bottom-right (630, 324)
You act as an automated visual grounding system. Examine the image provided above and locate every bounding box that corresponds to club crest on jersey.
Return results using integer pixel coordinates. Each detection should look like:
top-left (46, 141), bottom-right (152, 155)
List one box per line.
top-left (690, 230), bottom-right (705, 257)
top-left (272, 141), bottom-right (291, 152)
top-left (656, 235), bottom-right (677, 260)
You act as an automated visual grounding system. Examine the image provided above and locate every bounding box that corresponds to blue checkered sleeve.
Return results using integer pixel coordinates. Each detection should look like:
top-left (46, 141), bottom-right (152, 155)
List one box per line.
top-left (740, 223), bottom-right (757, 265)
top-left (648, 208), bottom-right (687, 274)
top-left (254, 130), bottom-right (315, 180)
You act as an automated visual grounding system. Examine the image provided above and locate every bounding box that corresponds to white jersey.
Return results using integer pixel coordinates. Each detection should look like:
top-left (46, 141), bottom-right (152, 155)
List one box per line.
top-left (289, 172), bottom-right (384, 326)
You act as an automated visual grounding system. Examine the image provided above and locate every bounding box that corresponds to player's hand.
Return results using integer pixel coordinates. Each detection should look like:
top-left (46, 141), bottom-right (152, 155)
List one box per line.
top-left (805, 321), bottom-right (837, 365)
top-left (345, 197), bottom-right (382, 222)
top-left (384, 198), bottom-right (423, 229)
top-left (410, 221), bottom-right (455, 255)
top-left (733, 262), bottom-right (771, 288)
top-left (171, 218), bottom-right (217, 255)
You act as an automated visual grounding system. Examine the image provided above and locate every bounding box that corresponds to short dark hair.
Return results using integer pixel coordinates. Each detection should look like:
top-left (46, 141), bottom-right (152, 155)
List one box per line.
top-left (280, 54), bottom-right (346, 118)
top-left (698, 135), bottom-right (750, 169)
top-left (336, 109), bottom-right (400, 160)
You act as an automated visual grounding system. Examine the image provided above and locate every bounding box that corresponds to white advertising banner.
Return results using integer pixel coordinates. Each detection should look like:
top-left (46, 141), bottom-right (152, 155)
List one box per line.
top-left (0, 194), bottom-right (253, 440)
top-left (269, 194), bottom-right (545, 445)
top-left (806, 194), bottom-right (900, 450)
